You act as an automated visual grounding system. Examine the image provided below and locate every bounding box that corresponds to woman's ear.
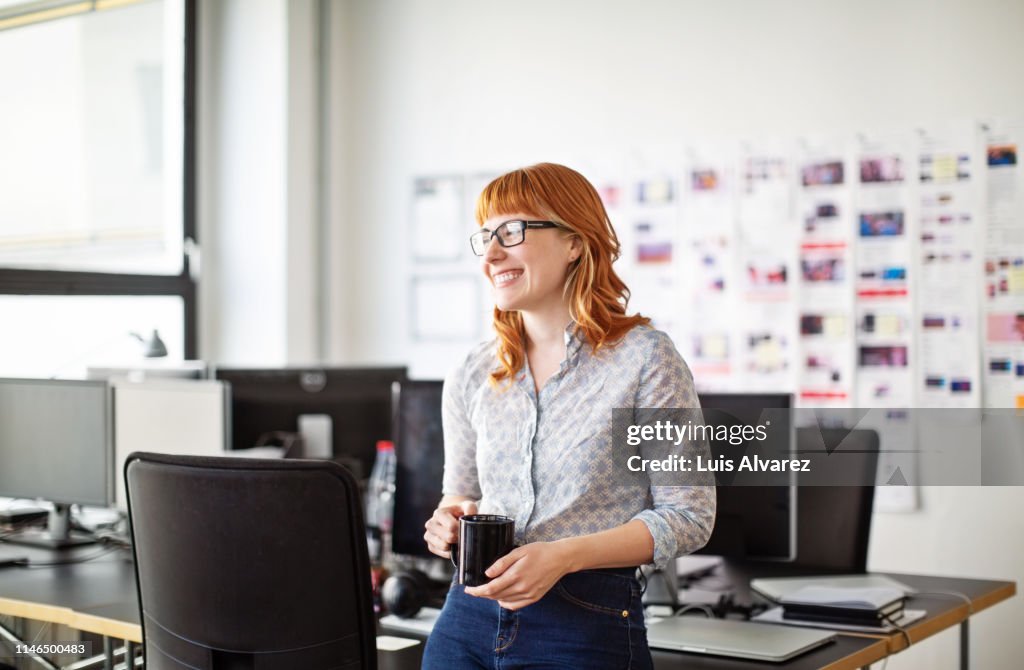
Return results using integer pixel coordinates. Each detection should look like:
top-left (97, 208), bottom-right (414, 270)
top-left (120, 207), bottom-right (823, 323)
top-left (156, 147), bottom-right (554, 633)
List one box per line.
top-left (568, 235), bottom-right (583, 262)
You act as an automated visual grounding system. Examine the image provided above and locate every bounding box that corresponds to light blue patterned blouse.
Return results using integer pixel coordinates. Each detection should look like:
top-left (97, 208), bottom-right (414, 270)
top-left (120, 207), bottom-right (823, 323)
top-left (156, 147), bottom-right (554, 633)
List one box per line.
top-left (441, 324), bottom-right (716, 569)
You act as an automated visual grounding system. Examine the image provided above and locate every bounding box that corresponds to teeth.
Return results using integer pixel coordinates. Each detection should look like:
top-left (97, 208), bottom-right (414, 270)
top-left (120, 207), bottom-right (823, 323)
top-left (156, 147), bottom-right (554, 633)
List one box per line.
top-left (493, 271), bottom-right (522, 285)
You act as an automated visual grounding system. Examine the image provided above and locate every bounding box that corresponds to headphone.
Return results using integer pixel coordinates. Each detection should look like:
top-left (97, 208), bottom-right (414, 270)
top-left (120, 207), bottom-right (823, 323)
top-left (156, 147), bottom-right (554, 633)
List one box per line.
top-left (382, 569), bottom-right (447, 618)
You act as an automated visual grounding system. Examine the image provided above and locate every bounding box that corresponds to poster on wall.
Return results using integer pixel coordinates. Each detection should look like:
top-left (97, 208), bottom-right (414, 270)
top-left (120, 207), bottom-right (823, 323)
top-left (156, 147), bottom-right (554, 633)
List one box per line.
top-left (736, 141), bottom-right (799, 391)
top-left (411, 176), bottom-right (465, 262)
top-left (620, 152), bottom-right (682, 340)
top-left (679, 144), bottom-right (739, 391)
top-left (796, 136), bottom-right (856, 407)
top-left (852, 131), bottom-right (919, 512)
top-left (916, 123), bottom-right (984, 408)
top-left (981, 119), bottom-right (1024, 408)
top-left (853, 132), bottom-right (916, 408)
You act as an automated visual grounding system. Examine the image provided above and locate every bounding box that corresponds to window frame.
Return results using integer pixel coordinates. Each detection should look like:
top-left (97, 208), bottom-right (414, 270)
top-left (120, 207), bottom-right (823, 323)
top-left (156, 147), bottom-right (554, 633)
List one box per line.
top-left (0, 0), bottom-right (198, 359)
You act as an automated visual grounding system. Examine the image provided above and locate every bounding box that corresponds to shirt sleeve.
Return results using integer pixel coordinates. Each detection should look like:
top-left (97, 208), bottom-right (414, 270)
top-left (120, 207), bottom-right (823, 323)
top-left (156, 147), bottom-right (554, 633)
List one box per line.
top-left (441, 355), bottom-right (483, 499)
top-left (629, 330), bottom-right (717, 569)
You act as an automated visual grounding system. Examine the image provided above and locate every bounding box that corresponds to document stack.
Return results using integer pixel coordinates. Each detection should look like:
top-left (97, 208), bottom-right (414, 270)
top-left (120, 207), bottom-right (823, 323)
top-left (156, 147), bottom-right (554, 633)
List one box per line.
top-left (779, 586), bottom-right (906, 627)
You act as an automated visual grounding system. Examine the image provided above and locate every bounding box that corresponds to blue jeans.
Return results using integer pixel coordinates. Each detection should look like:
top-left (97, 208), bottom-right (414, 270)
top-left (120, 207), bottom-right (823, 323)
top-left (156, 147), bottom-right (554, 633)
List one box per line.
top-left (422, 568), bottom-right (653, 670)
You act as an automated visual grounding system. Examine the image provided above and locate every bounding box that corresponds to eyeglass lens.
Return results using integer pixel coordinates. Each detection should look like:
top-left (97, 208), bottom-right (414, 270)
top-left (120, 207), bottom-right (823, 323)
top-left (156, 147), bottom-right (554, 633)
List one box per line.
top-left (471, 221), bottom-right (525, 255)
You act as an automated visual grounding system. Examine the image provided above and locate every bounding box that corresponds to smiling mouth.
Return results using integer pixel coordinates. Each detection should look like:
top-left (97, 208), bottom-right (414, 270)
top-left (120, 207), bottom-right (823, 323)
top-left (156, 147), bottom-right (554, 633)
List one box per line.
top-left (492, 270), bottom-right (523, 287)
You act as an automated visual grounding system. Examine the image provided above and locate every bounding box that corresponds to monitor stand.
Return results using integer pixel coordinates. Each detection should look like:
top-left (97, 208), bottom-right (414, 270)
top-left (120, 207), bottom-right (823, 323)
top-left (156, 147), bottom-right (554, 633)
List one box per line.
top-left (2, 504), bottom-right (96, 549)
top-left (641, 561), bottom-right (680, 608)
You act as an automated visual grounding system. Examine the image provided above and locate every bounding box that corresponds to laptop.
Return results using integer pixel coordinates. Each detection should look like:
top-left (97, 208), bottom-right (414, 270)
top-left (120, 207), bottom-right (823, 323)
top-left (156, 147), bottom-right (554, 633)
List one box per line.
top-left (646, 617), bottom-right (836, 662)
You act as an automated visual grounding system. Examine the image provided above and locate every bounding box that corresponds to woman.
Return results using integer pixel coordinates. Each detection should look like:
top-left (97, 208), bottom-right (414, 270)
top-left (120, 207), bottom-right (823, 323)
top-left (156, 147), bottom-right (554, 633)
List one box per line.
top-left (422, 163), bottom-right (715, 669)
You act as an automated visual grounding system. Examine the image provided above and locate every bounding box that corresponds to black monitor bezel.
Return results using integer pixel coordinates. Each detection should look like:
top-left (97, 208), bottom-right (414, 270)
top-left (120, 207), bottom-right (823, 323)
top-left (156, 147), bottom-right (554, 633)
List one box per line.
top-left (212, 366), bottom-right (407, 479)
top-left (693, 392), bottom-right (796, 562)
top-left (390, 379), bottom-right (445, 559)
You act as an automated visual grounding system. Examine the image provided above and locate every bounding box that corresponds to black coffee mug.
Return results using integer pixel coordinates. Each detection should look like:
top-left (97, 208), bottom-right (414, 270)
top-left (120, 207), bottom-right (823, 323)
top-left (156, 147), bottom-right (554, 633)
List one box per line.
top-left (450, 514), bottom-right (515, 587)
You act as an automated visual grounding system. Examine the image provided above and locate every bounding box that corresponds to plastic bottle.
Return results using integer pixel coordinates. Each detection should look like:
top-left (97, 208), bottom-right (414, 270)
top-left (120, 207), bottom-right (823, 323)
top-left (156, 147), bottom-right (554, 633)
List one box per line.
top-left (365, 440), bottom-right (396, 614)
top-left (365, 440), bottom-right (396, 563)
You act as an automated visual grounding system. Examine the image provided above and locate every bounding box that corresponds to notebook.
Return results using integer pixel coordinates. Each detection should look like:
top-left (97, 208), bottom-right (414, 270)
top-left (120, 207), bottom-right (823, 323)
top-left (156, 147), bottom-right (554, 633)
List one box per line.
top-left (750, 574), bottom-right (917, 602)
top-left (645, 616), bottom-right (836, 662)
top-left (780, 586), bottom-right (906, 625)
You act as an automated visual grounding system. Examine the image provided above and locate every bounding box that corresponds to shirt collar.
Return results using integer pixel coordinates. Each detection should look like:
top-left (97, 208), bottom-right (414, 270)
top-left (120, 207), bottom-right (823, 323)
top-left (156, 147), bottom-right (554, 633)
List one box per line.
top-left (564, 322), bottom-right (585, 362)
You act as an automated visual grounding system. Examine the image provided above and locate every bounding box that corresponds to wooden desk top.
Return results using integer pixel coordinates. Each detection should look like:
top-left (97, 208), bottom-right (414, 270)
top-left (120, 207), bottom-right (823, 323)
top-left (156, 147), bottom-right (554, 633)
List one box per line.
top-left (0, 543), bottom-right (142, 642)
top-left (70, 601), bottom-right (142, 643)
top-left (843, 572), bottom-right (1017, 654)
top-left (1, 546), bottom-right (1016, 667)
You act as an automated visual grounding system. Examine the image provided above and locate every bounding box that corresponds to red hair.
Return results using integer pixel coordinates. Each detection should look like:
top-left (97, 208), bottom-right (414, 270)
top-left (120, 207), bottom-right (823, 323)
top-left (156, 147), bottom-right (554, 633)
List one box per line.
top-left (475, 163), bottom-right (650, 385)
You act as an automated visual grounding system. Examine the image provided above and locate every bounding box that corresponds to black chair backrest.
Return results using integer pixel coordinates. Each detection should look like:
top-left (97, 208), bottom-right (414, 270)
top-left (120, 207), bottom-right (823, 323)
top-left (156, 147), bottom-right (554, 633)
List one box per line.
top-left (125, 452), bottom-right (376, 670)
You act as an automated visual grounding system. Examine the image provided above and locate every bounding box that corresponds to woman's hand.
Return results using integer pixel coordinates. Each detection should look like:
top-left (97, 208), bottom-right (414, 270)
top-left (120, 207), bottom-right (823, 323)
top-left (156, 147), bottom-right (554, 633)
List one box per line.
top-left (464, 541), bottom-right (573, 610)
top-left (423, 499), bottom-right (477, 559)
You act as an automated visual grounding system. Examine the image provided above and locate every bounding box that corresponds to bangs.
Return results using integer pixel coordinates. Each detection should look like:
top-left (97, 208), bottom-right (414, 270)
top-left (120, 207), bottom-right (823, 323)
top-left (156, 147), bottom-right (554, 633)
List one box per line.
top-left (474, 170), bottom-right (548, 225)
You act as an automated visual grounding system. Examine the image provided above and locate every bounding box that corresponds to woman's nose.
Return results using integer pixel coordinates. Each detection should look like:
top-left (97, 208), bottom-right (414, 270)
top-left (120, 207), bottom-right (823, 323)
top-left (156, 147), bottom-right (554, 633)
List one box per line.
top-left (483, 234), bottom-right (505, 262)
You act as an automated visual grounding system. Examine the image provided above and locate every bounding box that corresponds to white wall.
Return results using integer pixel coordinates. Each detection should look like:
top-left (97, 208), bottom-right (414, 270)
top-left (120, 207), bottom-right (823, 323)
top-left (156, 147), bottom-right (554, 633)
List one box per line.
top-left (198, 0), bottom-right (322, 366)
top-left (334, 1), bottom-right (1024, 668)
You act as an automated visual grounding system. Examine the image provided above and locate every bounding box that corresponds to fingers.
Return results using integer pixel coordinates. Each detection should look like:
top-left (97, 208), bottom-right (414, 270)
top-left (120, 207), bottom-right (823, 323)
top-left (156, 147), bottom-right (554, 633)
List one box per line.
top-left (424, 514), bottom-right (458, 545)
top-left (465, 572), bottom-right (516, 599)
top-left (422, 502), bottom-right (475, 558)
top-left (484, 550), bottom-right (518, 579)
top-left (465, 549), bottom-right (524, 599)
top-left (422, 527), bottom-right (452, 559)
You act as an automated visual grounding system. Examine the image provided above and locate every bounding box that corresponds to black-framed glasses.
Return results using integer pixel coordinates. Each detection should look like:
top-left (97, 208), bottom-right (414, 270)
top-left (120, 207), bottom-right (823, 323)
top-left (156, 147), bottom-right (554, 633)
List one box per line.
top-left (470, 220), bottom-right (559, 256)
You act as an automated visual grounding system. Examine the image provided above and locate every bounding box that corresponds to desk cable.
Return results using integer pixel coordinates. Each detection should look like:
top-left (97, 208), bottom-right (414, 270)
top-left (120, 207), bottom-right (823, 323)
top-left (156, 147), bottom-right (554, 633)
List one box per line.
top-left (668, 594), bottom-right (767, 620)
top-left (672, 603), bottom-right (716, 618)
top-left (878, 611), bottom-right (914, 664)
top-left (873, 590), bottom-right (974, 670)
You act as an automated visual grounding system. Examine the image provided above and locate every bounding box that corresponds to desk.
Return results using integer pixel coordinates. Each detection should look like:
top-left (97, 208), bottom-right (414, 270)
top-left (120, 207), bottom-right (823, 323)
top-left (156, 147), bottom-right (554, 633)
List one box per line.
top-left (847, 572), bottom-right (1016, 669)
top-left (379, 572), bottom-right (1016, 670)
top-left (0, 544), bottom-right (422, 670)
top-left (0, 544), bottom-right (140, 669)
top-left (0, 545), bottom-right (1014, 670)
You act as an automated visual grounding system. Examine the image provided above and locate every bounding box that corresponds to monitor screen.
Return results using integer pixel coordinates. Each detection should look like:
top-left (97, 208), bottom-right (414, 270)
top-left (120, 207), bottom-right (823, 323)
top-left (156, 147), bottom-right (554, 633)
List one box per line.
top-left (0, 378), bottom-right (112, 507)
top-left (112, 378), bottom-right (230, 511)
top-left (391, 380), bottom-right (444, 558)
top-left (214, 367), bottom-right (407, 480)
top-left (693, 393), bottom-right (795, 561)
top-left (788, 426), bottom-right (878, 573)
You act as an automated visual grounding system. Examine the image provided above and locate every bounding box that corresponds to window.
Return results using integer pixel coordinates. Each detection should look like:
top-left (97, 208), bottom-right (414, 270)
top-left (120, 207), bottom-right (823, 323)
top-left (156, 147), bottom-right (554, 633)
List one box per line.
top-left (0, 0), bottom-right (196, 368)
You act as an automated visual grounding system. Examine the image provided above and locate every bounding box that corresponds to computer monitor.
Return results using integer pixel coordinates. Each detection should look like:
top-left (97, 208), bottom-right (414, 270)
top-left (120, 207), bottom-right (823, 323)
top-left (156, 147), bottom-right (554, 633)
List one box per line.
top-left (701, 426), bottom-right (880, 606)
top-left (112, 378), bottom-right (230, 511)
top-left (694, 393), bottom-right (796, 562)
top-left (214, 367), bottom-right (407, 480)
top-left (390, 380), bottom-right (445, 559)
top-left (0, 378), bottom-right (112, 548)
top-left (785, 426), bottom-right (879, 573)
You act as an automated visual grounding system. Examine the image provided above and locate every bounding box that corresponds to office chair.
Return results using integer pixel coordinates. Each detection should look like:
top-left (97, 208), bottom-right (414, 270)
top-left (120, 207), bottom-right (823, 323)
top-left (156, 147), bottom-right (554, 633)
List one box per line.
top-left (125, 452), bottom-right (377, 670)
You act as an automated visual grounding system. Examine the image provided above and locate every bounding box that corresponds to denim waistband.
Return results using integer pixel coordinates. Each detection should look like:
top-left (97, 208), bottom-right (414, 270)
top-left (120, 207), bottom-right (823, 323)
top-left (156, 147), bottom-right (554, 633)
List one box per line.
top-left (583, 566), bottom-right (640, 579)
